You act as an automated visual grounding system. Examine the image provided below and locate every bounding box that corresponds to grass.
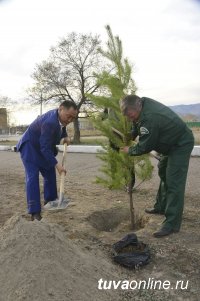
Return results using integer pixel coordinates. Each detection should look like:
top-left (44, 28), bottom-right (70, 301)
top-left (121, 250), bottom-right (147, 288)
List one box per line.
top-left (0, 140), bottom-right (17, 146)
top-left (0, 127), bottom-right (199, 146)
top-left (0, 137), bottom-right (109, 146)
top-left (80, 136), bottom-right (108, 145)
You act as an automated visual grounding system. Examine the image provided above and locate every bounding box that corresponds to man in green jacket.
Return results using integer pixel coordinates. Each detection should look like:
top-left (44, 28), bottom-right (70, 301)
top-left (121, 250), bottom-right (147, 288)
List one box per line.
top-left (120, 95), bottom-right (194, 237)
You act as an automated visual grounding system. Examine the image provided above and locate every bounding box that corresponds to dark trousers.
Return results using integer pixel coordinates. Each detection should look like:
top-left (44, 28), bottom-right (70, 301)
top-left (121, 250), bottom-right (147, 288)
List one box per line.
top-left (154, 129), bottom-right (194, 230)
top-left (154, 156), bottom-right (168, 214)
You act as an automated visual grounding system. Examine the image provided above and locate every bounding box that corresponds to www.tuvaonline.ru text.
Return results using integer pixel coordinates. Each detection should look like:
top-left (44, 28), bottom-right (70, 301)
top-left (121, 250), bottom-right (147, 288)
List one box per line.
top-left (98, 278), bottom-right (189, 290)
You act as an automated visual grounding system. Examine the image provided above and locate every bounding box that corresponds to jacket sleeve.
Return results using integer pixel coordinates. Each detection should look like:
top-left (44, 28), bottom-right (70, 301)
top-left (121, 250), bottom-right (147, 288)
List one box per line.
top-left (128, 119), bottom-right (159, 156)
top-left (39, 121), bottom-right (58, 168)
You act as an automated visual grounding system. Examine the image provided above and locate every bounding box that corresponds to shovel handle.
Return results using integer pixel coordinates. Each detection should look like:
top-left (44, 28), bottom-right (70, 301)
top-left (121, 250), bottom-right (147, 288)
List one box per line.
top-left (61, 143), bottom-right (67, 168)
top-left (58, 143), bottom-right (67, 204)
top-left (58, 172), bottom-right (65, 204)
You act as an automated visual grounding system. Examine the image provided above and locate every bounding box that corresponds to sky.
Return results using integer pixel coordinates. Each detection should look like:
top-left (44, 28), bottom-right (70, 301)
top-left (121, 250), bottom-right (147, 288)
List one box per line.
top-left (0, 0), bottom-right (200, 124)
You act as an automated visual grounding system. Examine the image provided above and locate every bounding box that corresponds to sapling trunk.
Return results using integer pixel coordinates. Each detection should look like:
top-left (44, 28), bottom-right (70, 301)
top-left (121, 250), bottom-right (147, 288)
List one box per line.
top-left (129, 171), bottom-right (136, 229)
top-left (129, 190), bottom-right (135, 229)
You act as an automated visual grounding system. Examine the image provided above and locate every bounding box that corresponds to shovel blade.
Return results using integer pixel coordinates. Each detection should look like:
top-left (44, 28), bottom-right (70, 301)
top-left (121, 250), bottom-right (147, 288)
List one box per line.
top-left (43, 198), bottom-right (70, 211)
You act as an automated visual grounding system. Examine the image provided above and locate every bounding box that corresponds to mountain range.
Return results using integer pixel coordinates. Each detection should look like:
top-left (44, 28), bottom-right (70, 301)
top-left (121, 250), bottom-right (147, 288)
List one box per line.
top-left (169, 103), bottom-right (200, 120)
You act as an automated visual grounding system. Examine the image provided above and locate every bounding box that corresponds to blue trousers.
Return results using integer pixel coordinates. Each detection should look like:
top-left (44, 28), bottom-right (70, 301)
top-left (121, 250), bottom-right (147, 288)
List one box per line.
top-left (20, 143), bottom-right (58, 214)
top-left (21, 160), bottom-right (58, 214)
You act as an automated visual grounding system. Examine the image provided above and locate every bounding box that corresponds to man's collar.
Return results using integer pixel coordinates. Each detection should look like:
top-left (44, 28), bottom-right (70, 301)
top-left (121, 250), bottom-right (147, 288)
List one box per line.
top-left (135, 97), bottom-right (145, 124)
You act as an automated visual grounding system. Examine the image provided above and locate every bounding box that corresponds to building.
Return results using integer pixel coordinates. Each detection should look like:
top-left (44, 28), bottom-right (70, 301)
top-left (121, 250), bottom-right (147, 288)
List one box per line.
top-left (0, 108), bottom-right (8, 134)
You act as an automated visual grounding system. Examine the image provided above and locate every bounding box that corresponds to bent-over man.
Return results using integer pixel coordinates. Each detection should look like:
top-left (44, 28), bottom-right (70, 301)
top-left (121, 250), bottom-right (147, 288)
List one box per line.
top-left (120, 95), bottom-right (194, 237)
top-left (17, 100), bottom-right (78, 221)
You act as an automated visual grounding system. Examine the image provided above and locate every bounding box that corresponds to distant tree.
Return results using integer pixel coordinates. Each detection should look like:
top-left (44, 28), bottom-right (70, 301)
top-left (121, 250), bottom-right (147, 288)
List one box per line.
top-left (88, 26), bottom-right (153, 229)
top-left (0, 95), bottom-right (12, 107)
top-left (29, 33), bottom-right (107, 143)
top-left (28, 83), bottom-right (49, 116)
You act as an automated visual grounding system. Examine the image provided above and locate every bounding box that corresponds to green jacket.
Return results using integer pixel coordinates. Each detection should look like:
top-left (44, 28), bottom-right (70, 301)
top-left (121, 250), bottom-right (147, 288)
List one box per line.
top-left (129, 97), bottom-right (191, 156)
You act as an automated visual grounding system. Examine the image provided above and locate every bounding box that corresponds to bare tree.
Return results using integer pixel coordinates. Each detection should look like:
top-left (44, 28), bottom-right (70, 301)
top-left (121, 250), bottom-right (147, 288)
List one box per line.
top-left (29, 32), bottom-right (106, 143)
top-left (0, 95), bottom-right (12, 107)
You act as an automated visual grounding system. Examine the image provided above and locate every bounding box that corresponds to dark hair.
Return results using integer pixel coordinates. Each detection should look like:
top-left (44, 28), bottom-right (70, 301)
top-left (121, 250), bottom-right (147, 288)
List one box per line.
top-left (120, 95), bottom-right (142, 115)
top-left (60, 100), bottom-right (78, 111)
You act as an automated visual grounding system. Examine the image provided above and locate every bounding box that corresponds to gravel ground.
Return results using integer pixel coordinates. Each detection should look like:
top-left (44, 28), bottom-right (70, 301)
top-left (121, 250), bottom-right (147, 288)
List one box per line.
top-left (0, 151), bottom-right (199, 301)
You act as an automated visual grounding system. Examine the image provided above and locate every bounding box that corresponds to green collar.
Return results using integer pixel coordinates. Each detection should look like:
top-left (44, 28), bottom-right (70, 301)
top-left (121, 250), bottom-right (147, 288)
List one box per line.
top-left (135, 97), bottom-right (145, 124)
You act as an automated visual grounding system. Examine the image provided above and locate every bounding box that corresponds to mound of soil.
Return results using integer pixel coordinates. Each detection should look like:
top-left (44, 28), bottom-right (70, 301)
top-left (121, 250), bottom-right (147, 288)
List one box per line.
top-left (0, 215), bottom-right (121, 301)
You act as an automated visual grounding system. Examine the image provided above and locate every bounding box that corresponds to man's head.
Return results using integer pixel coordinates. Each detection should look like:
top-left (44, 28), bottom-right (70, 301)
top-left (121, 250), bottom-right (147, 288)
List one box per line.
top-left (58, 100), bottom-right (78, 126)
top-left (120, 95), bottom-right (142, 122)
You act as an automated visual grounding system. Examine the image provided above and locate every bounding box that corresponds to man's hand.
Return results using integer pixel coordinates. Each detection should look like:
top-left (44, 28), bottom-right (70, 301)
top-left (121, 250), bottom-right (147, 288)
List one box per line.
top-left (120, 146), bottom-right (130, 154)
top-left (56, 163), bottom-right (67, 175)
top-left (61, 137), bottom-right (71, 145)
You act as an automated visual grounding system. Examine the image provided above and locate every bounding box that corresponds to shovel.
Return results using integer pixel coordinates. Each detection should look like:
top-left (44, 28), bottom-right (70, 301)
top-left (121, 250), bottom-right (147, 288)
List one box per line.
top-left (43, 143), bottom-right (70, 211)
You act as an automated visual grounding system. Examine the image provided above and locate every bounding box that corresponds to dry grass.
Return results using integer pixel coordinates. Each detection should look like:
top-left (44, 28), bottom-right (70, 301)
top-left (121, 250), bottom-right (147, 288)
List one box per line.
top-left (67, 128), bottom-right (102, 137)
top-left (0, 140), bottom-right (16, 146)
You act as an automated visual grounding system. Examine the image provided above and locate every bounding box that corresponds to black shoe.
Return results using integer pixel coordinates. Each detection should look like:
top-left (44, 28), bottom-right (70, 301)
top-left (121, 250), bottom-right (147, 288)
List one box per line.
top-left (153, 227), bottom-right (179, 238)
top-left (31, 213), bottom-right (42, 221)
top-left (145, 208), bottom-right (164, 215)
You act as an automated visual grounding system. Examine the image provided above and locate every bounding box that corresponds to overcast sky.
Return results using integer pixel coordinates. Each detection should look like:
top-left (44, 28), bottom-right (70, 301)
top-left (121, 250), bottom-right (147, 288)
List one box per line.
top-left (0, 0), bottom-right (200, 124)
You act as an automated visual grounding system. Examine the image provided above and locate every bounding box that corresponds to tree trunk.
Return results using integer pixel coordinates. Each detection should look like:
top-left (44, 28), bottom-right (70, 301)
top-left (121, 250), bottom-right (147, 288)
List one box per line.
top-left (129, 171), bottom-right (136, 229)
top-left (129, 190), bottom-right (135, 229)
top-left (73, 117), bottom-right (80, 144)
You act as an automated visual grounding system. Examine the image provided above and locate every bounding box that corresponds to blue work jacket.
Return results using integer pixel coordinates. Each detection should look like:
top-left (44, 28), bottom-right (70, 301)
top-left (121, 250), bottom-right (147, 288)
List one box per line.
top-left (17, 109), bottom-right (67, 169)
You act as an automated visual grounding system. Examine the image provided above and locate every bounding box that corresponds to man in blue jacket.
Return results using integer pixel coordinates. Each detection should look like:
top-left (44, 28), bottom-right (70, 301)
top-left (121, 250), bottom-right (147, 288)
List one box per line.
top-left (17, 100), bottom-right (78, 221)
